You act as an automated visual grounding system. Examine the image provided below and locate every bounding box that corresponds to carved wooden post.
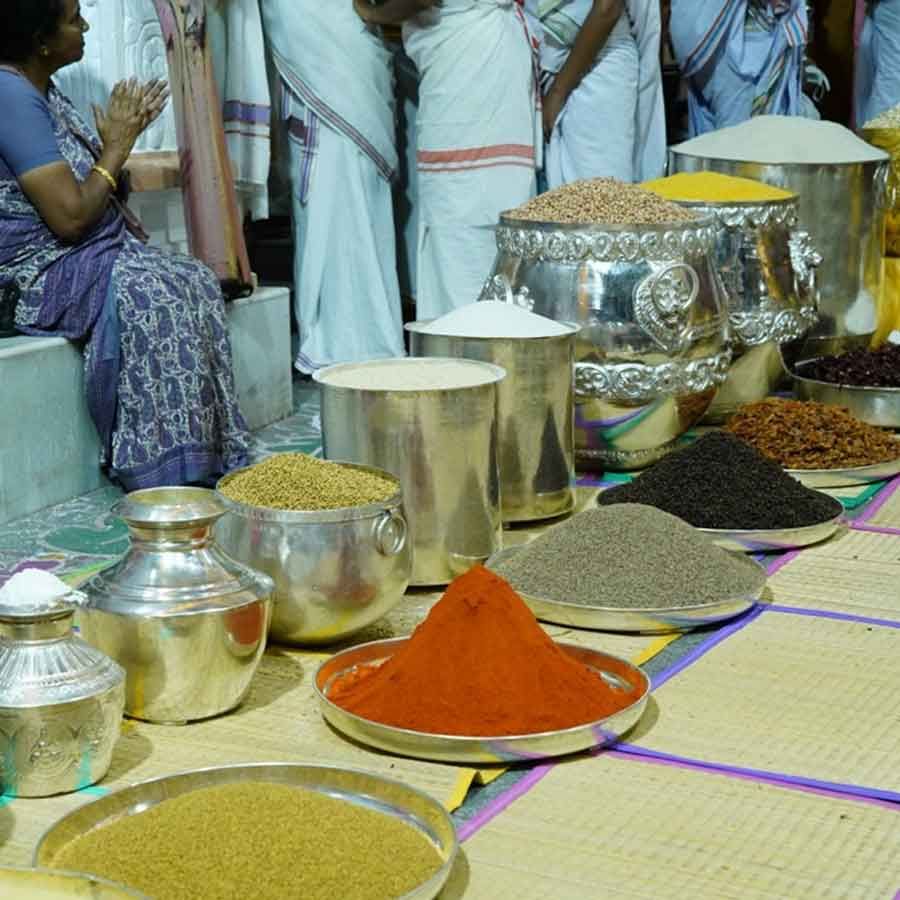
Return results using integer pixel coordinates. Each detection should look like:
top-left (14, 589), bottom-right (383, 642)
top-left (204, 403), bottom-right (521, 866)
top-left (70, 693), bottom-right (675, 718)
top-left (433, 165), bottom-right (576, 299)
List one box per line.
top-left (152, 0), bottom-right (253, 296)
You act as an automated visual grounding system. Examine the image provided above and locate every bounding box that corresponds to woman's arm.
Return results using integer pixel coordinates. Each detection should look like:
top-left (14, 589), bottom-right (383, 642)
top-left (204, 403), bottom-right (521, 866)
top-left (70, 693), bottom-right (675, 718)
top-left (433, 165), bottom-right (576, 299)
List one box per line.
top-left (353, 0), bottom-right (440, 26)
top-left (543, 0), bottom-right (625, 138)
top-left (18, 79), bottom-right (168, 244)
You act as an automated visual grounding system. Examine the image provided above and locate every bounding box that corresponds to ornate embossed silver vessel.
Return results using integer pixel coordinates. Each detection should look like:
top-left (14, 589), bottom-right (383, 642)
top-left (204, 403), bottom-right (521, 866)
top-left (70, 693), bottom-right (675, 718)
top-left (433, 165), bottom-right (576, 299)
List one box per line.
top-left (483, 215), bottom-right (730, 469)
top-left (670, 194), bottom-right (821, 422)
top-left (80, 488), bottom-right (273, 724)
top-left (669, 151), bottom-right (888, 356)
top-left (0, 601), bottom-right (125, 797)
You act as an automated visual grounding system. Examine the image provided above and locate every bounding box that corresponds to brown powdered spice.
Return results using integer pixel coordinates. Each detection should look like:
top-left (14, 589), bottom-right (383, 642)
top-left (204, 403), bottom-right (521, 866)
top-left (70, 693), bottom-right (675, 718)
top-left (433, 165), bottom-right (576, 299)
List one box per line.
top-left (51, 782), bottom-right (443, 900)
top-left (726, 399), bottom-right (900, 469)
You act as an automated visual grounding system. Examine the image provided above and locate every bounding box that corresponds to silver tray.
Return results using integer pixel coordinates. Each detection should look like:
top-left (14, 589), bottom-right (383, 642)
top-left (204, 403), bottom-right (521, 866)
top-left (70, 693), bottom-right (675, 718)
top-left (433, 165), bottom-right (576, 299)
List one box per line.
top-left (0, 868), bottom-right (146, 899)
top-left (786, 454), bottom-right (900, 489)
top-left (793, 368), bottom-right (900, 428)
top-left (486, 547), bottom-right (766, 634)
top-left (315, 638), bottom-right (650, 764)
top-left (34, 763), bottom-right (457, 900)
top-left (699, 505), bottom-right (844, 553)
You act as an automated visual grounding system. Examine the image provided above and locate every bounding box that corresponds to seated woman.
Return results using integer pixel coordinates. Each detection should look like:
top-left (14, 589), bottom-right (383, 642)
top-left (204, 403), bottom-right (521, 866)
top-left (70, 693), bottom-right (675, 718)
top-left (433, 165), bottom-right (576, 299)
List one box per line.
top-left (0, 0), bottom-right (250, 489)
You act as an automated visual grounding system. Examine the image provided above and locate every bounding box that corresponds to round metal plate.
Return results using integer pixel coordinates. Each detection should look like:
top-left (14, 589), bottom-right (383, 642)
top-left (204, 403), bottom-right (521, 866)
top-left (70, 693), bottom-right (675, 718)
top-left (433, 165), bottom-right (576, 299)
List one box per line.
top-left (0, 868), bottom-right (146, 899)
top-left (315, 638), bottom-right (650, 765)
top-left (485, 547), bottom-right (766, 634)
top-left (699, 505), bottom-right (844, 553)
top-left (34, 763), bottom-right (457, 900)
top-left (786, 455), bottom-right (900, 489)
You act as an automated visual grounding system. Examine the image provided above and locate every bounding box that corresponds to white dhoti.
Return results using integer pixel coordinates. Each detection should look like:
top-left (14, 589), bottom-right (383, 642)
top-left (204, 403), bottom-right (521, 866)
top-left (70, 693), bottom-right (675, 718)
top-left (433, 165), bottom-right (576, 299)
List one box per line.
top-left (536, 0), bottom-right (666, 186)
top-left (403, 0), bottom-right (539, 319)
top-left (262, 0), bottom-right (404, 372)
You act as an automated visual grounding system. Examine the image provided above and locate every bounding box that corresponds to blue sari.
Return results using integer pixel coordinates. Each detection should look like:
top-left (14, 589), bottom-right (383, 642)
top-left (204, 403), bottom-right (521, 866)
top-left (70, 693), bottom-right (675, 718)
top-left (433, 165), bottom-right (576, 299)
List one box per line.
top-left (670, 0), bottom-right (808, 137)
top-left (0, 78), bottom-right (249, 489)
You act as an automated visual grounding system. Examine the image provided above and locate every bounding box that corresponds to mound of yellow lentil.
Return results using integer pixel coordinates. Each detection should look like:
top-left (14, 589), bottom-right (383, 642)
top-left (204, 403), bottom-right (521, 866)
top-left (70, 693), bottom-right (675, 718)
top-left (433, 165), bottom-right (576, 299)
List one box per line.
top-left (51, 782), bottom-right (445, 900)
top-left (642, 172), bottom-right (795, 203)
top-left (219, 453), bottom-right (396, 510)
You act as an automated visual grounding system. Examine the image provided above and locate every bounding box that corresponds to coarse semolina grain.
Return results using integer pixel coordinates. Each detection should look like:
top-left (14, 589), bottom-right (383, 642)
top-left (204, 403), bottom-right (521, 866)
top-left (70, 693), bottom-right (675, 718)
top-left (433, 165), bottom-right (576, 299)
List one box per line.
top-left (219, 453), bottom-right (396, 510)
top-left (51, 782), bottom-right (445, 900)
top-left (505, 178), bottom-right (697, 225)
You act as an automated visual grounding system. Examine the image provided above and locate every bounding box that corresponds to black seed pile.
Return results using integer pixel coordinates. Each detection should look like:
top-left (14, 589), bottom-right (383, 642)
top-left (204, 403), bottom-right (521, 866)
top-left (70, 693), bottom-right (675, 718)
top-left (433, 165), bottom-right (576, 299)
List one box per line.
top-left (796, 344), bottom-right (900, 388)
top-left (597, 432), bottom-right (842, 529)
top-left (491, 504), bottom-right (765, 609)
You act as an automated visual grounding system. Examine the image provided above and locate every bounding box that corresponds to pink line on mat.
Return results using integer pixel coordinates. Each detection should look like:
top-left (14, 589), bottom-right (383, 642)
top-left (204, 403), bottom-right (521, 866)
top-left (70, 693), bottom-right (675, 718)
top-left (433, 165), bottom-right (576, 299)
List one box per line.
top-left (856, 476), bottom-right (900, 523)
top-left (766, 604), bottom-right (900, 630)
top-left (765, 550), bottom-right (801, 576)
top-left (457, 764), bottom-right (553, 842)
top-left (850, 522), bottom-right (900, 536)
top-left (606, 745), bottom-right (900, 808)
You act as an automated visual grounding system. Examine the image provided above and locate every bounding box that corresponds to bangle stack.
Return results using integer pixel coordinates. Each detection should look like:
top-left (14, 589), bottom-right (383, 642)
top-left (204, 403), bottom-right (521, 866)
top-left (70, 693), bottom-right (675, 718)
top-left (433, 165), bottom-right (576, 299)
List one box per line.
top-left (92, 164), bottom-right (118, 192)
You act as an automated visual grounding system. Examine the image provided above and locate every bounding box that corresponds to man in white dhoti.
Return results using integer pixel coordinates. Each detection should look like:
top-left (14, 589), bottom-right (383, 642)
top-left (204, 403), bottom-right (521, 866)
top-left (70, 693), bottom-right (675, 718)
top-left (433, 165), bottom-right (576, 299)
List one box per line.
top-left (261, 1), bottom-right (405, 373)
top-left (856, 0), bottom-right (900, 126)
top-left (533, 0), bottom-right (666, 185)
top-left (355, 0), bottom-right (540, 319)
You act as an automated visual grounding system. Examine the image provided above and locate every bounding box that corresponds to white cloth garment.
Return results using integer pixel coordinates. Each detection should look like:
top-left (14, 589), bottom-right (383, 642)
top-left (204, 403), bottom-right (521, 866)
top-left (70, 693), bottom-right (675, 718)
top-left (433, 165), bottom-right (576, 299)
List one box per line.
top-left (403, 0), bottom-right (540, 319)
top-left (535, 0), bottom-right (666, 186)
top-left (207, 0), bottom-right (272, 220)
top-left (261, 0), bottom-right (404, 372)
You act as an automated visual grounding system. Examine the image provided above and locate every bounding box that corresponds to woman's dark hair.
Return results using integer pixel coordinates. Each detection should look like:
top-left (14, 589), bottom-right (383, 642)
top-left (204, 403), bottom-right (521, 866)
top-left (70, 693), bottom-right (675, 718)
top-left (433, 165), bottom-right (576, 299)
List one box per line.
top-left (0, 0), bottom-right (65, 64)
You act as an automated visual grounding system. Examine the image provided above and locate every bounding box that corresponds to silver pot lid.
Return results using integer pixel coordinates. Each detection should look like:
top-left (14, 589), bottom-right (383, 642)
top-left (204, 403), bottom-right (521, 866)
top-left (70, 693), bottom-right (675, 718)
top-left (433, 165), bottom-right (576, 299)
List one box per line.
top-left (114, 486), bottom-right (225, 528)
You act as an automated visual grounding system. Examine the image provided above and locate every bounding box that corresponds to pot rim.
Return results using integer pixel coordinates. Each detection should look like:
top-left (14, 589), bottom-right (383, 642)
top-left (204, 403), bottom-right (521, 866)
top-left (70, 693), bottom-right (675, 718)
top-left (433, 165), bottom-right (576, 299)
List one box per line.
top-left (313, 356), bottom-right (507, 393)
top-left (666, 194), bottom-right (798, 209)
top-left (114, 486), bottom-right (224, 528)
top-left (497, 212), bottom-right (718, 232)
top-left (668, 147), bottom-right (890, 169)
top-left (216, 460), bottom-right (406, 524)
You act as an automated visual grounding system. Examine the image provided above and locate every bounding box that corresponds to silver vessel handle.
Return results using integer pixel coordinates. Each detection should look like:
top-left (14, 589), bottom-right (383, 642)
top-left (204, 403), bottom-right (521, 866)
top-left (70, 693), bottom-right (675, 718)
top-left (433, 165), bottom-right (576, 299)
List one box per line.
top-left (788, 231), bottom-right (823, 301)
top-left (480, 273), bottom-right (534, 311)
top-left (374, 510), bottom-right (407, 557)
top-left (632, 261), bottom-right (699, 354)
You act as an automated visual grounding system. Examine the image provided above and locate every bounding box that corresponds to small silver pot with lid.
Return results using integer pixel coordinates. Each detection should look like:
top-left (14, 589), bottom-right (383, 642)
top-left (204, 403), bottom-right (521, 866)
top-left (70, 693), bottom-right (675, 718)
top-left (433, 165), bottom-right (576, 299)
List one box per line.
top-left (0, 600), bottom-right (125, 797)
top-left (80, 487), bottom-right (274, 725)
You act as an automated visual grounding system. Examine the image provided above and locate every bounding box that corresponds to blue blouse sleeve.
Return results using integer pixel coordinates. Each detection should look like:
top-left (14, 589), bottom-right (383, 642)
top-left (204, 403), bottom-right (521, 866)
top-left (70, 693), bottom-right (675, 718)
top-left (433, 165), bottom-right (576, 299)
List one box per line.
top-left (0, 73), bottom-right (64, 177)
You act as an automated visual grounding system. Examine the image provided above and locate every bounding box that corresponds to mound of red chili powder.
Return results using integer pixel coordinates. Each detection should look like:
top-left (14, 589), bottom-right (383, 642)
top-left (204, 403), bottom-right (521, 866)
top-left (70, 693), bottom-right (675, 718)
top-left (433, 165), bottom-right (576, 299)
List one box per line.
top-left (328, 565), bottom-right (642, 736)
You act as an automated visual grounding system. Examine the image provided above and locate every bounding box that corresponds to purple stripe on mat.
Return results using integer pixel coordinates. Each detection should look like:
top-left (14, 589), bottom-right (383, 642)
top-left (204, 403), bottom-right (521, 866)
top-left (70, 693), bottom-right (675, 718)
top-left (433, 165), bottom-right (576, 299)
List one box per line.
top-left (457, 764), bottom-right (553, 842)
top-left (607, 744), bottom-right (900, 807)
top-left (856, 476), bottom-right (900, 523)
top-left (766, 604), bottom-right (900, 630)
top-left (765, 549), bottom-right (801, 576)
top-left (652, 605), bottom-right (765, 690)
top-left (850, 522), bottom-right (900, 536)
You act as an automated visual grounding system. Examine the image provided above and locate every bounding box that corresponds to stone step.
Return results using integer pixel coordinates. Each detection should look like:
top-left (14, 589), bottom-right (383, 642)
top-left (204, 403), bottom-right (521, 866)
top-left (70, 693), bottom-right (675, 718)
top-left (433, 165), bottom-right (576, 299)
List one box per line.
top-left (0, 285), bottom-right (292, 525)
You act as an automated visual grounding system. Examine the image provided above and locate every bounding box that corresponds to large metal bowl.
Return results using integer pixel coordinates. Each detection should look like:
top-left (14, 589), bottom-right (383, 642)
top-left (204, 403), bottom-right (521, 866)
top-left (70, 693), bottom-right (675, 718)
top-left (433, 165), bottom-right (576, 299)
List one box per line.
top-left (34, 763), bottom-right (457, 900)
top-left (483, 215), bottom-right (730, 470)
top-left (0, 868), bottom-right (147, 898)
top-left (216, 462), bottom-right (412, 646)
top-left (792, 366), bottom-right (900, 428)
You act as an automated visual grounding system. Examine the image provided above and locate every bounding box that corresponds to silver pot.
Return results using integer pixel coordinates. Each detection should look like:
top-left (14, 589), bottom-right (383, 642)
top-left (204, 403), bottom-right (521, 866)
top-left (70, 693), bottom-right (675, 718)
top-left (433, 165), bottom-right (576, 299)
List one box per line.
top-left (80, 488), bottom-right (273, 725)
top-left (483, 215), bottom-right (730, 470)
top-left (0, 602), bottom-right (124, 797)
top-left (215, 463), bottom-right (412, 646)
top-left (668, 151), bottom-right (888, 356)
top-left (406, 318), bottom-right (576, 523)
top-left (315, 358), bottom-right (505, 586)
top-left (671, 195), bottom-right (821, 422)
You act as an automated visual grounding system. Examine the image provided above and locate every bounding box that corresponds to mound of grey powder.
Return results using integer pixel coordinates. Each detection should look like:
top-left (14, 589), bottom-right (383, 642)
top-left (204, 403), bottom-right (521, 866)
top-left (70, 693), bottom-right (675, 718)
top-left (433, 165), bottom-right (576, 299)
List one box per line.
top-left (491, 504), bottom-right (764, 609)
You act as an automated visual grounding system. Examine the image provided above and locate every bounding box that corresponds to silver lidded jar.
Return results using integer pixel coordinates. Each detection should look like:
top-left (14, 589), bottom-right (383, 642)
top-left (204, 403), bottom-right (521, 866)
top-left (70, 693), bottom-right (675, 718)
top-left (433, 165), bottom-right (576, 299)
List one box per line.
top-left (674, 194), bottom-right (821, 422)
top-left (406, 308), bottom-right (577, 523)
top-left (668, 150), bottom-right (888, 356)
top-left (215, 463), bottom-right (412, 646)
top-left (80, 488), bottom-right (273, 725)
top-left (483, 214), bottom-right (730, 470)
top-left (0, 601), bottom-right (125, 797)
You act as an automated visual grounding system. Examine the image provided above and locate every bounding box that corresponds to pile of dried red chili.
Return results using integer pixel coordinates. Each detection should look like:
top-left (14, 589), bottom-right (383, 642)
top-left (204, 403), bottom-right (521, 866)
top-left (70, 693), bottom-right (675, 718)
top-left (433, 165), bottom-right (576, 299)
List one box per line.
top-left (327, 565), bottom-right (643, 736)
top-left (726, 398), bottom-right (899, 469)
top-left (796, 344), bottom-right (900, 387)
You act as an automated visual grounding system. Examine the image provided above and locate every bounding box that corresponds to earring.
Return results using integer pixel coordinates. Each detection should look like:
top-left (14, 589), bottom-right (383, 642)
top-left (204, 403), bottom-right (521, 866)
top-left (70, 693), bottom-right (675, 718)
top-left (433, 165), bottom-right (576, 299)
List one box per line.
top-left (40, 47), bottom-right (49, 56)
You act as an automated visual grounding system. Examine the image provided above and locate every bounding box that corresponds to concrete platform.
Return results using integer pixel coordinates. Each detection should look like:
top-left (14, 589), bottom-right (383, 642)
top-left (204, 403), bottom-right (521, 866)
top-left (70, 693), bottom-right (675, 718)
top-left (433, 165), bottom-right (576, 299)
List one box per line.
top-left (0, 285), bottom-right (291, 525)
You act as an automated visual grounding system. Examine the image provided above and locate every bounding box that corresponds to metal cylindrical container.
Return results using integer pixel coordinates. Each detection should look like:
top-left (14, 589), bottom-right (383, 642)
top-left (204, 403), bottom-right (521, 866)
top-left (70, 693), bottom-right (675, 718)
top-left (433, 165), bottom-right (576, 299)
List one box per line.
top-left (668, 151), bottom-right (888, 355)
top-left (406, 323), bottom-right (576, 523)
top-left (314, 358), bottom-right (505, 587)
top-left (669, 195), bottom-right (821, 421)
top-left (215, 463), bottom-right (412, 646)
top-left (483, 215), bottom-right (731, 470)
top-left (80, 488), bottom-right (273, 725)
top-left (0, 603), bottom-right (125, 797)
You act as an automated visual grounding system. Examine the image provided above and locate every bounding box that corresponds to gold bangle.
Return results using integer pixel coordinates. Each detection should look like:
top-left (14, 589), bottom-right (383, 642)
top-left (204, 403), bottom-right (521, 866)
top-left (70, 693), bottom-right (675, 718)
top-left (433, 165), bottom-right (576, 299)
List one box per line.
top-left (92, 164), bottom-right (118, 192)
